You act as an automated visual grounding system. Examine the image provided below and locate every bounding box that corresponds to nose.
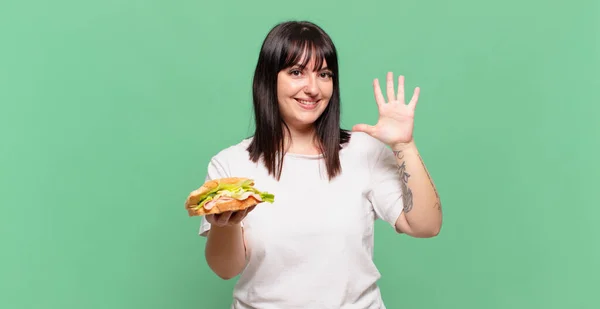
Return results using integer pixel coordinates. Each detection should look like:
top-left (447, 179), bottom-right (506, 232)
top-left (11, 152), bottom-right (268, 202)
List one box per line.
top-left (303, 74), bottom-right (319, 96)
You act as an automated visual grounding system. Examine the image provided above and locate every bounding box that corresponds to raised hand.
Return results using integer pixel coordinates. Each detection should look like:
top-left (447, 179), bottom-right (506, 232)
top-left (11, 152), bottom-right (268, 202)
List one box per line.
top-left (352, 72), bottom-right (420, 148)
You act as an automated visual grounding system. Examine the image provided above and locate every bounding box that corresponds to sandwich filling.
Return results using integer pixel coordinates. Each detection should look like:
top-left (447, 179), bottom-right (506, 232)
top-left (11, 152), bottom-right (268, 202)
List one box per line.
top-left (195, 179), bottom-right (275, 210)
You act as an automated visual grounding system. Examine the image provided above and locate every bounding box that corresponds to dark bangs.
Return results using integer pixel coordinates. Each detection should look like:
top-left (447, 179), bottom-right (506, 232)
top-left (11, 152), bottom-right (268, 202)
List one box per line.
top-left (279, 33), bottom-right (335, 74)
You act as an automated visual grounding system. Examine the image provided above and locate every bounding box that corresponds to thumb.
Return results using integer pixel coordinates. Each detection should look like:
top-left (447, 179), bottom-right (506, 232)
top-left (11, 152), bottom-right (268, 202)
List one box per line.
top-left (352, 123), bottom-right (376, 135)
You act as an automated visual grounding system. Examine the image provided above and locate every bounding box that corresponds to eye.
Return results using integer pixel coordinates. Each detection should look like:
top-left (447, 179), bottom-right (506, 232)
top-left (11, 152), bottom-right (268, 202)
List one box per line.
top-left (289, 69), bottom-right (302, 76)
top-left (320, 71), bottom-right (333, 79)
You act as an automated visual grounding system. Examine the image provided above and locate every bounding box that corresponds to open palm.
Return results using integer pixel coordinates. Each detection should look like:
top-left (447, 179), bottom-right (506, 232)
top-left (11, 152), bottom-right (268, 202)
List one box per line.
top-left (352, 72), bottom-right (420, 147)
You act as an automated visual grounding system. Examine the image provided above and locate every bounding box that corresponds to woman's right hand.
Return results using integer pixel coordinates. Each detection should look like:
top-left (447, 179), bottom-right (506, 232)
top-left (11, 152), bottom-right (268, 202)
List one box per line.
top-left (203, 206), bottom-right (253, 280)
top-left (205, 206), bottom-right (256, 228)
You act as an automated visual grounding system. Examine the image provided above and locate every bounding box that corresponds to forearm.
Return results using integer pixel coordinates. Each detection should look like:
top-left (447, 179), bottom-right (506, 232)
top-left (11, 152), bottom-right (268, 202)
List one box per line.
top-left (205, 224), bottom-right (247, 279)
top-left (392, 140), bottom-right (442, 237)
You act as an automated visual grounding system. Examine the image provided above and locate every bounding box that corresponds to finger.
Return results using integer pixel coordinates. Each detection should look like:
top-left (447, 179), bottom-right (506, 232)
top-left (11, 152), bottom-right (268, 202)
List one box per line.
top-left (408, 87), bottom-right (420, 109)
top-left (386, 72), bottom-right (396, 103)
top-left (229, 209), bottom-right (248, 224)
top-left (205, 214), bottom-right (216, 225)
top-left (396, 75), bottom-right (405, 104)
top-left (373, 78), bottom-right (385, 107)
top-left (216, 211), bottom-right (233, 226)
top-left (351, 123), bottom-right (376, 136)
top-left (246, 206), bottom-right (256, 214)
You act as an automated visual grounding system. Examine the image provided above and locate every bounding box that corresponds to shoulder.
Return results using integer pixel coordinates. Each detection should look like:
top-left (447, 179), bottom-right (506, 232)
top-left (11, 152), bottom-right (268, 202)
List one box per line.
top-left (343, 131), bottom-right (388, 157)
top-left (209, 136), bottom-right (253, 164)
top-left (203, 137), bottom-right (254, 179)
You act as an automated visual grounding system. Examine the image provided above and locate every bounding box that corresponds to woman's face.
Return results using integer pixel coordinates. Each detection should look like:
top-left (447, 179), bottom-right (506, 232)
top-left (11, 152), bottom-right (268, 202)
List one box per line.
top-left (276, 56), bottom-right (334, 131)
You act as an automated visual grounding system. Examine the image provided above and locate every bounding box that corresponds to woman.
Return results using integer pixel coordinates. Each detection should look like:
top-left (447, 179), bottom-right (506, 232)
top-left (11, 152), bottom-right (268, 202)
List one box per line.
top-left (187, 20), bottom-right (442, 309)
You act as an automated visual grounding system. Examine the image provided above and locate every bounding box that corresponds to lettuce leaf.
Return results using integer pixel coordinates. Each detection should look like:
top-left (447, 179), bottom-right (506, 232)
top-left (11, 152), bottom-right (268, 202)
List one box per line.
top-left (198, 179), bottom-right (254, 201)
top-left (259, 192), bottom-right (275, 203)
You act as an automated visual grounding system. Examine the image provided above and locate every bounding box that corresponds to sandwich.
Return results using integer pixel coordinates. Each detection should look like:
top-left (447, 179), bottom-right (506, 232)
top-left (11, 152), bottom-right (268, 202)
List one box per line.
top-left (186, 177), bottom-right (275, 216)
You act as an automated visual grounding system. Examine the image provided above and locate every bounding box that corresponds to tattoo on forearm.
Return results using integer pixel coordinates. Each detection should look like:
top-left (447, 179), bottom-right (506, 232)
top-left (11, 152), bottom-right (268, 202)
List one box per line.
top-left (394, 150), bottom-right (414, 213)
top-left (416, 152), bottom-right (442, 211)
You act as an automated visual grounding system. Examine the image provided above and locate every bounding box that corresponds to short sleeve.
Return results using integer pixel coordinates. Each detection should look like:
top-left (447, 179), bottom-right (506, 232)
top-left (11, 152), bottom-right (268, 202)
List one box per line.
top-left (368, 141), bottom-right (405, 229)
top-left (198, 156), bottom-right (230, 237)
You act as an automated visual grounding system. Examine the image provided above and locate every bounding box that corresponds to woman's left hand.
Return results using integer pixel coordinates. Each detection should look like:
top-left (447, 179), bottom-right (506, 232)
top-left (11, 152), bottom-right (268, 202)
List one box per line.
top-left (352, 72), bottom-right (420, 149)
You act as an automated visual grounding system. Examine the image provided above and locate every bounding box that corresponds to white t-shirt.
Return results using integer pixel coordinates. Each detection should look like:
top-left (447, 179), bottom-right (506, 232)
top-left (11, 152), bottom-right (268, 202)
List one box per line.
top-left (198, 132), bottom-right (405, 309)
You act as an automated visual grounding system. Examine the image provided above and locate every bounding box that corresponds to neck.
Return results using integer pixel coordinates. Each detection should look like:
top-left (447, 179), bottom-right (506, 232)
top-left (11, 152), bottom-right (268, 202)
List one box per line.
top-left (283, 124), bottom-right (321, 155)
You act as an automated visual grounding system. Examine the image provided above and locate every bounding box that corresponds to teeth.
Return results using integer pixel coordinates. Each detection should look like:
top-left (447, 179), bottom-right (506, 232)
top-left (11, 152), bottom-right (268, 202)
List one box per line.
top-left (298, 99), bottom-right (317, 105)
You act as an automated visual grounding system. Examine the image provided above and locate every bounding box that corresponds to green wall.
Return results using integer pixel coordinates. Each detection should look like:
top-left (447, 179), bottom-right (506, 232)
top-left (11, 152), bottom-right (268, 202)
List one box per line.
top-left (2, 0), bottom-right (599, 308)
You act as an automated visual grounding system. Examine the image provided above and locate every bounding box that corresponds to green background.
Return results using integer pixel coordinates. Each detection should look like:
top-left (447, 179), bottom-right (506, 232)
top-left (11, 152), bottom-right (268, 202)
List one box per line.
top-left (1, 0), bottom-right (599, 308)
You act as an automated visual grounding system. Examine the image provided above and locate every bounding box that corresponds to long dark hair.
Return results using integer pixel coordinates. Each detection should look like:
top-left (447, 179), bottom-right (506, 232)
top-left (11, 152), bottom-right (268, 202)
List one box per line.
top-left (247, 20), bottom-right (351, 181)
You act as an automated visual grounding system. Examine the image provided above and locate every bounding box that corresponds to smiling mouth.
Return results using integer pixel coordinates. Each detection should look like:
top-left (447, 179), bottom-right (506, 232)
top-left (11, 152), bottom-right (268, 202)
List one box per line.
top-left (295, 98), bottom-right (319, 106)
